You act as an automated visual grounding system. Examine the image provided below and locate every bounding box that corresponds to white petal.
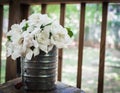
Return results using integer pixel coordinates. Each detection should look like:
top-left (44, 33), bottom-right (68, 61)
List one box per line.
top-left (31, 28), bottom-right (41, 35)
top-left (50, 36), bottom-right (55, 45)
top-left (39, 44), bottom-right (48, 53)
top-left (6, 42), bottom-right (13, 57)
top-left (25, 49), bottom-right (33, 60)
top-left (33, 40), bottom-right (39, 48)
top-left (33, 48), bottom-right (40, 56)
top-left (7, 48), bottom-right (12, 57)
top-left (20, 19), bottom-right (27, 28)
top-left (11, 51), bottom-right (21, 60)
top-left (48, 45), bottom-right (54, 52)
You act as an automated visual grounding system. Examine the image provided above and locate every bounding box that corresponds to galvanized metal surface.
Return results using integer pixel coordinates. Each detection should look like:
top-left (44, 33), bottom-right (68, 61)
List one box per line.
top-left (21, 46), bottom-right (57, 91)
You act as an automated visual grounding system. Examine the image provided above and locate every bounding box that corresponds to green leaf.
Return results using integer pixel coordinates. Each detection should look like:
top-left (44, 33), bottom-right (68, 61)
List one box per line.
top-left (22, 23), bottom-right (29, 31)
top-left (40, 24), bottom-right (44, 30)
top-left (7, 36), bottom-right (11, 41)
top-left (40, 22), bottom-right (52, 31)
top-left (49, 32), bottom-right (52, 39)
top-left (66, 27), bottom-right (73, 37)
top-left (45, 22), bottom-right (52, 26)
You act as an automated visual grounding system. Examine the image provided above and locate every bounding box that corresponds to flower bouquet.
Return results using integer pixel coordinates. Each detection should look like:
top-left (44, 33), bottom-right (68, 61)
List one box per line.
top-left (6, 13), bottom-right (73, 91)
top-left (6, 13), bottom-right (73, 60)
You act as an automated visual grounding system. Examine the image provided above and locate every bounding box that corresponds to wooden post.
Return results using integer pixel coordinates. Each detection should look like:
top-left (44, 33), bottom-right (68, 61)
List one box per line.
top-left (57, 3), bottom-right (66, 81)
top-left (16, 4), bottom-right (30, 77)
top-left (98, 2), bottom-right (108, 93)
top-left (41, 4), bottom-right (47, 14)
top-left (77, 3), bottom-right (86, 88)
top-left (0, 5), bottom-right (3, 83)
top-left (6, 0), bottom-right (21, 81)
top-left (19, 0), bottom-right (120, 4)
top-left (20, 4), bottom-right (30, 20)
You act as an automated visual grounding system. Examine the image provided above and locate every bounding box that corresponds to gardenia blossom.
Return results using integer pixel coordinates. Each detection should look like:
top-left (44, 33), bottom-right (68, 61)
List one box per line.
top-left (6, 13), bottom-right (73, 60)
top-left (51, 24), bottom-right (71, 48)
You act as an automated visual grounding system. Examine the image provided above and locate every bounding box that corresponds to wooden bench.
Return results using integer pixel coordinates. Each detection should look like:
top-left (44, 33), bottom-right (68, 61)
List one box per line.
top-left (0, 78), bottom-right (85, 93)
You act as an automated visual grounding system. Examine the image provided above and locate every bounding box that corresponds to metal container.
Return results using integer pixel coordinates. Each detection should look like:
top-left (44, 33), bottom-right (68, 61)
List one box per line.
top-left (21, 46), bottom-right (57, 91)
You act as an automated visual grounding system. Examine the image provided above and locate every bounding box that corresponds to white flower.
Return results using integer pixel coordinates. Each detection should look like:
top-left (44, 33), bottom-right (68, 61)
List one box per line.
top-left (11, 24), bottom-right (21, 32)
top-left (6, 13), bottom-right (73, 60)
top-left (28, 13), bottom-right (41, 22)
top-left (11, 45), bottom-right (23, 60)
top-left (27, 26), bottom-right (34, 33)
top-left (28, 13), bottom-right (52, 27)
top-left (36, 31), bottom-right (50, 53)
top-left (7, 24), bottom-right (22, 42)
top-left (51, 24), bottom-right (71, 48)
top-left (22, 31), bottom-right (39, 52)
top-left (36, 31), bottom-right (50, 44)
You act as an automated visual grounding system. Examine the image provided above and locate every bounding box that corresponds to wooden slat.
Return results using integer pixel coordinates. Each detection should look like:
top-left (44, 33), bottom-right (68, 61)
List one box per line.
top-left (15, 4), bottom-right (30, 77)
top-left (6, 1), bottom-right (21, 81)
top-left (19, 0), bottom-right (120, 4)
top-left (57, 4), bottom-right (66, 81)
top-left (41, 4), bottom-right (47, 14)
top-left (20, 4), bottom-right (30, 20)
top-left (0, 0), bottom-right (120, 5)
top-left (77, 3), bottom-right (86, 88)
top-left (98, 2), bottom-right (108, 93)
top-left (0, 0), bottom-right (9, 5)
top-left (0, 5), bottom-right (3, 83)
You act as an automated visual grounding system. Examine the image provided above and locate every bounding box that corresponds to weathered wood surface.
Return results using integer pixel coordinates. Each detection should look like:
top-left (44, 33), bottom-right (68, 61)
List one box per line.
top-left (41, 4), bottom-right (47, 14)
top-left (0, 5), bottom-right (3, 83)
top-left (6, 1), bottom-right (21, 81)
top-left (20, 4), bottom-right (30, 20)
top-left (57, 3), bottom-right (66, 82)
top-left (16, 4), bottom-right (30, 77)
top-left (19, 0), bottom-right (120, 4)
top-left (98, 2), bottom-right (108, 93)
top-left (0, 0), bottom-right (9, 4)
top-left (0, 78), bottom-right (85, 93)
top-left (77, 3), bottom-right (86, 88)
top-left (0, 0), bottom-right (120, 5)
top-left (0, 0), bottom-right (119, 5)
